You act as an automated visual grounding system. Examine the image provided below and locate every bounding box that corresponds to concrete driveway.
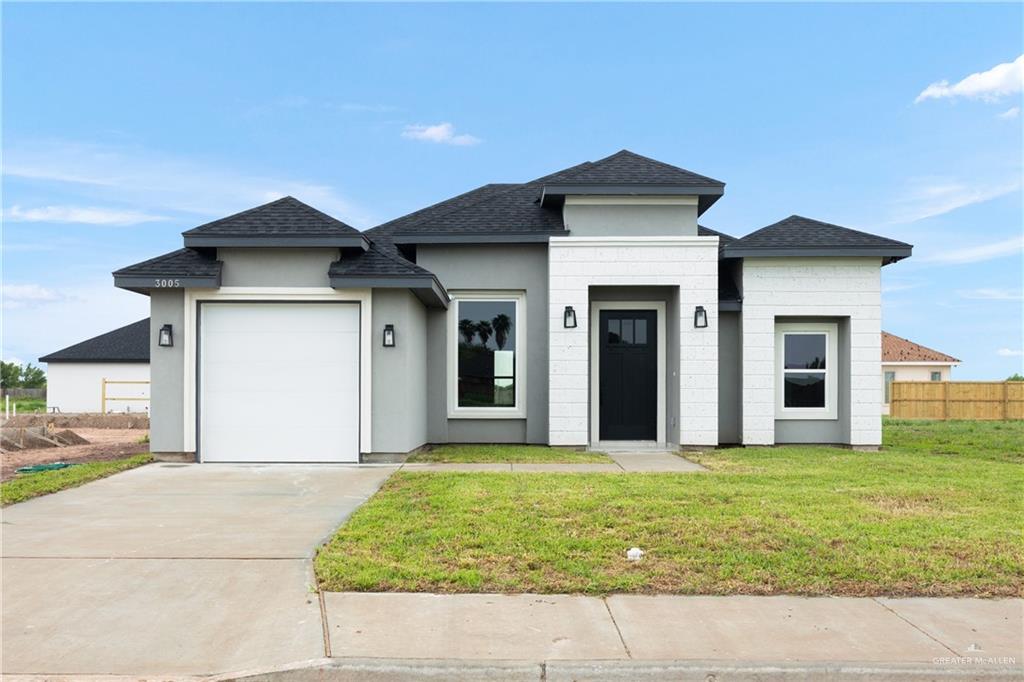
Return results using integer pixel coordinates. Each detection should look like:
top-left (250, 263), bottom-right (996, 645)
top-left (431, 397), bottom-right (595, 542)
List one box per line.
top-left (1, 462), bottom-right (397, 676)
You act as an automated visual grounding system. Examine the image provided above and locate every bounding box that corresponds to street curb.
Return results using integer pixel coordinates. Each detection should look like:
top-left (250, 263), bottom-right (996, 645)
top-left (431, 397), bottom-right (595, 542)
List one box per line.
top-left (204, 657), bottom-right (1023, 681)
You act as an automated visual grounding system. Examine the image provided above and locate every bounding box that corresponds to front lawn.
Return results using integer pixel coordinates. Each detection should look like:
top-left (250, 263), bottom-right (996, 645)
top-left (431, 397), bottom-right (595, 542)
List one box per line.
top-left (316, 420), bottom-right (1023, 596)
top-left (5, 397), bottom-right (46, 414)
top-left (407, 444), bottom-right (610, 463)
top-left (1, 454), bottom-right (153, 506)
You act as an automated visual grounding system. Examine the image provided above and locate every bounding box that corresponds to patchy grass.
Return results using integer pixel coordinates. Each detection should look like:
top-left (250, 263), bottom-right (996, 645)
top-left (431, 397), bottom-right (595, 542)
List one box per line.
top-left (408, 444), bottom-right (610, 464)
top-left (316, 421), bottom-right (1023, 597)
top-left (4, 397), bottom-right (46, 414)
top-left (1, 454), bottom-right (153, 506)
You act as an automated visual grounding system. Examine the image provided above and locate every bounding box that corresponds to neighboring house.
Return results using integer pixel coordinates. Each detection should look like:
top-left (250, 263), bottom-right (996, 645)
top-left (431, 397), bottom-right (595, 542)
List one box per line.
top-left (38, 319), bottom-right (151, 413)
top-left (881, 331), bottom-right (960, 415)
top-left (112, 150), bottom-right (912, 463)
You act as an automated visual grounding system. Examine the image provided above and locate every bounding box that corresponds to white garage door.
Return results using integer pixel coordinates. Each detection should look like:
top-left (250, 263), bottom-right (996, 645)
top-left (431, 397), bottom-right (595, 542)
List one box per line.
top-left (199, 302), bottom-right (360, 462)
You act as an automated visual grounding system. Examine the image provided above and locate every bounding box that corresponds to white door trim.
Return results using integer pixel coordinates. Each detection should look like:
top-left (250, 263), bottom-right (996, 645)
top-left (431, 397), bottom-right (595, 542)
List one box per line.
top-left (589, 300), bottom-right (667, 445)
top-left (182, 287), bottom-right (372, 455)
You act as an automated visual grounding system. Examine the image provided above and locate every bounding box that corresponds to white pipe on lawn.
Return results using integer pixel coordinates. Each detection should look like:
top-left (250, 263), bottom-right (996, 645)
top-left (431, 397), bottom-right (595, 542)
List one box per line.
top-left (4, 395), bottom-right (9, 419)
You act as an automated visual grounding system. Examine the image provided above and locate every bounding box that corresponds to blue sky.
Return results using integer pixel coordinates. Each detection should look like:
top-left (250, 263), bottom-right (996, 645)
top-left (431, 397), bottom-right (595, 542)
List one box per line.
top-left (3, 2), bottom-right (1022, 379)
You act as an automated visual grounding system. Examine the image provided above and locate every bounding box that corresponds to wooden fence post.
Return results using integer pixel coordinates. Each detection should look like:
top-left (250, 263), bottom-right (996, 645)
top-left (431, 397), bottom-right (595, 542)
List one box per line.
top-left (942, 382), bottom-right (949, 420)
top-left (1003, 382), bottom-right (1009, 421)
top-left (101, 378), bottom-right (107, 414)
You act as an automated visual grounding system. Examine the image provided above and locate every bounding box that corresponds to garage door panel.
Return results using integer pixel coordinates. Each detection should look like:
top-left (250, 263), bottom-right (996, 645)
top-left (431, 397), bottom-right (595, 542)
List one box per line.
top-left (199, 303), bottom-right (360, 463)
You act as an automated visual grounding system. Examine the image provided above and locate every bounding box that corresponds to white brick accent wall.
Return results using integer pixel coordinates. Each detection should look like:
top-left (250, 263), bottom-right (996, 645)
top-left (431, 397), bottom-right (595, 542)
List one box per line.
top-left (741, 257), bottom-right (883, 446)
top-left (548, 236), bottom-right (719, 446)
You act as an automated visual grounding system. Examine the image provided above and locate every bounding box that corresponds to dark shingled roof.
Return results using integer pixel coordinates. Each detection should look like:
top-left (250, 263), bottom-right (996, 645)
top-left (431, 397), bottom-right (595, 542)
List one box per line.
top-left (113, 248), bottom-right (222, 278)
top-left (40, 319), bottom-right (150, 364)
top-left (375, 151), bottom-right (721, 240)
top-left (182, 196), bottom-right (361, 239)
top-left (557, 150), bottom-right (723, 187)
top-left (723, 215), bottom-right (912, 264)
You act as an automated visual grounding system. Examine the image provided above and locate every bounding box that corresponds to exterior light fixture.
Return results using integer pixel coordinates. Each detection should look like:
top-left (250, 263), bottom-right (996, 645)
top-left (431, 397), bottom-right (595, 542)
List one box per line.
top-left (382, 324), bottom-right (396, 348)
top-left (693, 306), bottom-right (708, 329)
top-left (563, 306), bottom-right (577, 329)
top-left (158, 324), bottom-right (174, 347)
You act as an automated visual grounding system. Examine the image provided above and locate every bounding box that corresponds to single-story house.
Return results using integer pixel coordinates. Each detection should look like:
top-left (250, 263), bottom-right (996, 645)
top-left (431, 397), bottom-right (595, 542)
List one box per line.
top-left (38, 319), bottom-right (151, 413)
top-left (881, 331), bottom-right (960, 415)
top-left (113, 150), bottom-right (912, 463)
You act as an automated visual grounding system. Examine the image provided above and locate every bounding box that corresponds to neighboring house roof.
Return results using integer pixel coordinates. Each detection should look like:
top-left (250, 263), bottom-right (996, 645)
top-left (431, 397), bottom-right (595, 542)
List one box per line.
top-left (723, 215), bottom-right (912, 264)
top-left (39, 319), bottom-right (150, 364)
top-left (181, 196), bottom-right (368, 249)
top-left (882, 331), bottom-right (960, 364)
top-left (113, 247), bottom-right (223, 291)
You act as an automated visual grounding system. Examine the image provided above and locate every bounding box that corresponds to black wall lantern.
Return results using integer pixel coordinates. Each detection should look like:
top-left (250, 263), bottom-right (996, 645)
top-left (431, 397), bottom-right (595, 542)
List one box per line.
top-left (382, 324), bottom-right (396, 348)
top-left (693, 306), bottom-right (708, 329)
top-left (158, 324), bottom-right (174, 347)
top-left (563, 306), bottom-right (577, 329)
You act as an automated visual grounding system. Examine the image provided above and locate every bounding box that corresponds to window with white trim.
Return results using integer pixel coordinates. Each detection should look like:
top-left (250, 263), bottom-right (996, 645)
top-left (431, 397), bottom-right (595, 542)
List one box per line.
top-left (884, 371), bottom-right (896, 404)
top-left (930, 371), bottom-right (941, 382)
top-left (775, 322), bottom-right (838, 420)
top-left (448, 291), bottom-right (526, 418)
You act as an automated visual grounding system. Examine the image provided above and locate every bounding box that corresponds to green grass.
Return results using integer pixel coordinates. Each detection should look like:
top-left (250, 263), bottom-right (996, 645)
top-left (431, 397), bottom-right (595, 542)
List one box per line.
top-left (5, 397), bottom-right (46, 414)
top-left (316, 420), bottom-right (1023, 597)
top-left (1, 454), bottom-right (153, 506)
top-left (407, 444), bottom-right (610, 463)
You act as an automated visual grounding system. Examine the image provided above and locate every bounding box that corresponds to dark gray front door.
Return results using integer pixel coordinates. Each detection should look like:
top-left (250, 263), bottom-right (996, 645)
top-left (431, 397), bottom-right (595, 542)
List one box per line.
top-left (599, 309), bottom-right (657, 441)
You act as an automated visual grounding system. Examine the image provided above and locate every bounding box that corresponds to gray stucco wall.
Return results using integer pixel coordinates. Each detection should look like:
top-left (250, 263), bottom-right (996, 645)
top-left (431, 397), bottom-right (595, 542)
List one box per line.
top-left (774, 316), bottom-right (850, 444)
top-left (718, 311), bottom-right (742, 444)
top-left (418, 244), bottom-right (548, 444)
top-left (564, 203), bottom-right (698, 237)
top-left (219, 248), bottom-right (338, 287)
top-left (589, 286), bottom-right (680, 445)
top-left (149, 289), bottom-right (186, 454)
top-left (371, 289), bottom-right (428, 453)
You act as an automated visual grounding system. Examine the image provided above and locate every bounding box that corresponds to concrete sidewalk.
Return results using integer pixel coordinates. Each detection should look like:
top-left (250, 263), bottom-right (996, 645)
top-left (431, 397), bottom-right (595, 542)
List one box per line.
top-left (322, 593), bottom-right (1022, 672)
top-left (400, 451), bottom-right (705, 473)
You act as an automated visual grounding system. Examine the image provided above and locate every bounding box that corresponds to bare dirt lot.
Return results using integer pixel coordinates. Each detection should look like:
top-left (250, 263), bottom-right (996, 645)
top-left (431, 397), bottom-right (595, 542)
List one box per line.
top-left (1, 427), bottom-right (150, 481)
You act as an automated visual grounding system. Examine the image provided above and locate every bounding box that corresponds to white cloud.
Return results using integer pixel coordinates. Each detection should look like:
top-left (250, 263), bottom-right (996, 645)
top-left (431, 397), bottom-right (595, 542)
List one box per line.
top-left (997, 348), bottom-right (1023, 357)
top-left (887, 178), bottom-right (1021, 224)
top-left (3, 204), bottom-right (167, 226)
top-left (998, 106), bottom-right (1021, 119)
top-left (915, 54), bottom-right (1024, 103)
top-left (3, 281), bottom-right (148, 367)
top-left (3, 284), bottom-right (66, 310)
top-left (401, 122), bottom-right (481, 146)
top-left (922, 235), bottom-right (1024, 265)
top-left (3, 356), bottom-right (25, 367)
top-left (3, 139), bottom-right (374, 227)
top-left (957, 288), bottom-right (1023, 301)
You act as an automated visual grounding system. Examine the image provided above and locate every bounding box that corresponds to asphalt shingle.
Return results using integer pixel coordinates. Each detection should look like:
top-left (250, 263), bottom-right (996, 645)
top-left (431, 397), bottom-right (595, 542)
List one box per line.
top-left (182, 196), bottom-right (361, 238)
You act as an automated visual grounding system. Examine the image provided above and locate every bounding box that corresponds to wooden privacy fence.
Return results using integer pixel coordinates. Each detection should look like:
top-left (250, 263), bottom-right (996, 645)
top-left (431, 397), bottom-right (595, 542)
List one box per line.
top-left (890, 381), bottom-right (1024, 420)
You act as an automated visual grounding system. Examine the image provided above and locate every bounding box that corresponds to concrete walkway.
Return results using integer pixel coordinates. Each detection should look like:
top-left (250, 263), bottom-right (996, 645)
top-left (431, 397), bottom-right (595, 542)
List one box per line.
top-left (322, 592), bottom-right (1022, 672)
top-left (401, 451), bottom-right (705, 473)
top-left (1, 463), bottom-right (397, 676)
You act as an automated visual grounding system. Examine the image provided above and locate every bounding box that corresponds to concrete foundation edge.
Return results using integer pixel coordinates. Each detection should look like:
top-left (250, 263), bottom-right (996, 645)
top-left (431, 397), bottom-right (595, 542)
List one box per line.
top-left (196, 657), bottom-right (1021, 682)
top-left (151, 451), bottom-right (196, 462)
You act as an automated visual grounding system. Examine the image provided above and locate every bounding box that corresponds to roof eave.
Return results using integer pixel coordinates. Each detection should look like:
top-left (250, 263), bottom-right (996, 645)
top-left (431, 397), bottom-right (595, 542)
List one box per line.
top-left (540, 183), bottom-right (725, 209)
top-left (182, 234), bottom-right (369, 250)
top-left (39, 357), bottom-right (149, 364)
top-left (113, 273), bottom-right (222, 291)
top-left (724, 246), bottom-right (912, 264)
top-left (329, 274), bottom-right (450, 309)
top-left (391, 231), bottom-right (567, 245)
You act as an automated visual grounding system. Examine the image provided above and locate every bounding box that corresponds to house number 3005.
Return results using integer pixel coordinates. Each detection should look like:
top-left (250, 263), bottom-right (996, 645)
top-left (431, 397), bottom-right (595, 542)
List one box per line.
top-left (153, 279), bottom-right (181, 288)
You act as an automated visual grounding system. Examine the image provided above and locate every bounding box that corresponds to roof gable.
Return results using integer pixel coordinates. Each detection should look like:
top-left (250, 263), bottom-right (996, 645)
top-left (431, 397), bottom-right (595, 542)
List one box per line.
top-left (556, 150), bottom-right (724, 187)
top-left (182, 196), bottom-right (368, 248)
top-left (882, 331), bottom-right (960, 363)
top-left (40, 319), bottom-right (150, 363)
top-left (723, 215), bottom-right (912, 264)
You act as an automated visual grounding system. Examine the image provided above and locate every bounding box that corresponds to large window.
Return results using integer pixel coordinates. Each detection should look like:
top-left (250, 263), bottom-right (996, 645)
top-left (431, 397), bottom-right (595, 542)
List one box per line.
top-left (775, 322), bottom-right (838, 419)
top-left (449, 292), bottom-right (525, 418)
